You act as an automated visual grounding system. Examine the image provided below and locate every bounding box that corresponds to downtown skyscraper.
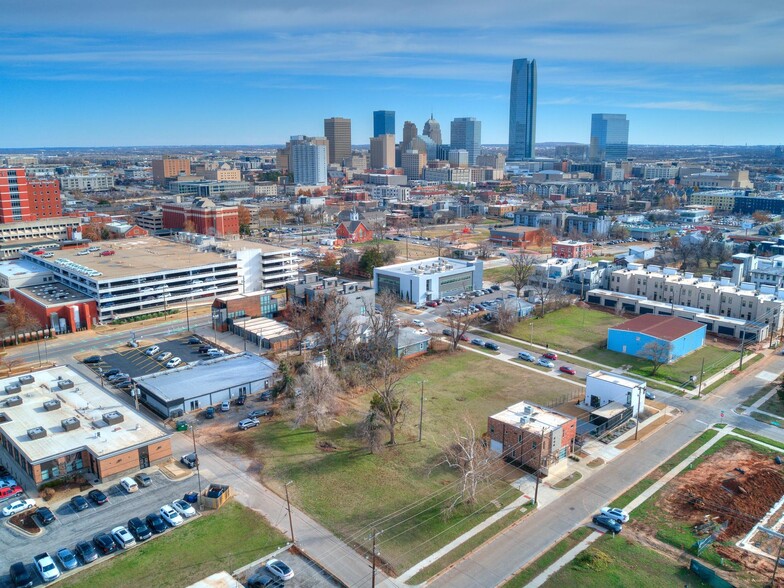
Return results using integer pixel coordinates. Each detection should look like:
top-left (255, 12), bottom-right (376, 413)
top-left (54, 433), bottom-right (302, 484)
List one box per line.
top-left (589, 114), bottom-right (629, 161)
top-left (373, 110), bottom-right (395, 138)
top-left (323, 117), bottom-right (352, 165)
top-left (508, 58), bottom-right (537, 160)
top-left (450, 117), bottom-right (481, 165)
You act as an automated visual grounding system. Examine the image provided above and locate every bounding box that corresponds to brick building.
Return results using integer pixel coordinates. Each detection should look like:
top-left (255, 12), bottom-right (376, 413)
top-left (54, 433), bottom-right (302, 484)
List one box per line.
top-left (152, 157), bottom-right (191, 184)
top-left (336, 220), bottom-right (373, 243)
top-left (551, 240), bottom-right (594, 259)
top-left (162, 198), bottom-right (239, 236)
top-left (0, 169), bottom-right (62, 223)
top-left (12, 282), bottom-right (97, 333)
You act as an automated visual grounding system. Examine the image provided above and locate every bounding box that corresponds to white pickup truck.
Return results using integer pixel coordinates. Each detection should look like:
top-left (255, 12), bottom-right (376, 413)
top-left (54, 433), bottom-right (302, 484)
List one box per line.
top-left (34, 552), bottom-right (60, 582)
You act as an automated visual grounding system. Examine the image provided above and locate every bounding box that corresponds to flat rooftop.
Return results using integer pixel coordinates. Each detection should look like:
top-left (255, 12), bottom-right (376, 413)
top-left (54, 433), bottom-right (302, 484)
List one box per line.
top-left (0, 259), bottom-right (52, 279)
top-left (376, 257), bottom-right (476, 274)
top-left (17, 282), bottom-right (93, 306)
top-left (214, 239), bottom-right (296, 255)
top-left (23, 237), bottom-right (236, 281)
top-left (490, 401), bottom-right (572, 431)
top-left (588, 370), bottom-right (646, 389)
top-left (134, 353), bottom-right (278, 403)
top-left (0, 366), bottom-right (170, 463)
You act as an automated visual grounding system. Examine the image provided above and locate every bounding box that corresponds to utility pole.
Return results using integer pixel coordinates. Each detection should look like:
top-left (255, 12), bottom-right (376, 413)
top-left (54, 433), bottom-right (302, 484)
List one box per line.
top-left (738, 330), bottom-right (747, 370)
top-left (370, 528), bottom-right (384, 588)
top-left (634, 388), bottom-right (643, 440)
top-left (697, 357), bottom-right (705, 399)
top-left (185, 298), bottom-right (191, 331)
top-left (418, 381), bottom-right (424, 443)
top-left (284, 481), bottom-right (295, 542)
top-left (191, 425), bottom-right (203, 512)
top-left (533, 427), bottom-right (545, 506)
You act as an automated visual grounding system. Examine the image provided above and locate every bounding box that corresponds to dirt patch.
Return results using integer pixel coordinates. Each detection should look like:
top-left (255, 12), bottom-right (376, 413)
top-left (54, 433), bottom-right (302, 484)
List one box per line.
top-left (587, 458), bottom-right (605, 468)
top-left (9, 512), bottom-right (41, 535)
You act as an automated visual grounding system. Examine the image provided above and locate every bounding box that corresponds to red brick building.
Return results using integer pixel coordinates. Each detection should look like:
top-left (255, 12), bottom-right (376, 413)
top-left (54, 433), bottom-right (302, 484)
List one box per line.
top-left (12, 284), bottom-right (97, 333)
top-left (551, 240), bottom-right (594, 259)
top-left (28, 178), bottom-right (62, 219)
top-left (336, 220), bottom-right (373, 243)
top-left (0, 169), bottom-right (63, 223)
top-left (487, 401), bottom-right (576, 477)
top-left (162, 197), bottom-right (239, 236)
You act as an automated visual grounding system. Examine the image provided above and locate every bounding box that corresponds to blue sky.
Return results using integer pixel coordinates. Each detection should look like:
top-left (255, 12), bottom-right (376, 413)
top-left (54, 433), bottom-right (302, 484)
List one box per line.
top-left (1, 0), bottom-right (782, 147)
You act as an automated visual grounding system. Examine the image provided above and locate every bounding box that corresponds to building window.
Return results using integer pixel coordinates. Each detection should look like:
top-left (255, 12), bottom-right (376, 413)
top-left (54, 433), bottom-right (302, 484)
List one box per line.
top-left (532, 441), bottom-right (537, 449)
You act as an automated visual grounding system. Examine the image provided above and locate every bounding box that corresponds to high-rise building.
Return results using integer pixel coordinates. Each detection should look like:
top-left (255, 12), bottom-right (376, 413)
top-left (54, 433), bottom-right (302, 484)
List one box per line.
top-left (589, 114), bottom-right (629, 161)
top-left (402, 121), bottom-right (418, 150)
top-left (152, 157), bottom-right (191, 184)
top-left (0, 169), bottom-right (62, 223)
top-left (324, 117), bottom-right (352, 165)
top-left (423, 114), bottom-right (442, 145)
top-left (290, 137), bottom-right (328, 186)
top-left (508, 58), bottom-right (537, 160)
top-left (448, 149), bottom-right (469, 168)
top-left (373, 110), bottom-right (395, 138)
top-left (402, 150), bottom-right (427, 180)
top-left (370, 134), bottom-right (396, 169)
top-left (450, 118), bottom-right (481, 165)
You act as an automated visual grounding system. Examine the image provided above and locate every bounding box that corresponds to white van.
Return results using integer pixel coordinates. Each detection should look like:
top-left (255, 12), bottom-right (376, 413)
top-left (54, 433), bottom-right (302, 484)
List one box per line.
top-left (120, 477), bottom-right (139, 493)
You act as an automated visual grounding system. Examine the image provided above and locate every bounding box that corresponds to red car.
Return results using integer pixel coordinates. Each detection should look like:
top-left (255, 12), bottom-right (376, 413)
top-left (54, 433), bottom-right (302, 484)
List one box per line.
top-left (0, 485), bottom-right (23, 499)
top-left (559, 366), bottom-right (576, 375)
top-left (100, 250), bottom-right (115, 256)
top-left (460, 334), bottom-right (470, 341)
top-left (543, 352), bottom-right (558, 361)
top-left (425, 301), bottom-right (439, 308)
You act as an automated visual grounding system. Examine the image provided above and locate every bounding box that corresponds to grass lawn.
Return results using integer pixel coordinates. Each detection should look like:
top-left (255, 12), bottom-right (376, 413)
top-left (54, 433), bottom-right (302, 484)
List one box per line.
top-left (58, 502), bottom-right (287, 588)
top-left (483, 266), bottom-right (513, 284)
top-left (760, 391), bottom-right (784, 417)
top-left (225, 351), bottom-right (577, 574)
top-left (541, 535), bottom-right (709, 588)
top-left (502, 527), bottom-right (592, 588)
top-left (507, 307), bottom-right (627, 352)
top-left (742, 381), bottom-right (778, 407)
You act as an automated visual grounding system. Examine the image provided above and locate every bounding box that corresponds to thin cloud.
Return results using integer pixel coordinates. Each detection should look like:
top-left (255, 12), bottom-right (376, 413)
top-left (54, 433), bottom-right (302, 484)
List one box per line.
top-left (627, 100), bottom-right (757, 113)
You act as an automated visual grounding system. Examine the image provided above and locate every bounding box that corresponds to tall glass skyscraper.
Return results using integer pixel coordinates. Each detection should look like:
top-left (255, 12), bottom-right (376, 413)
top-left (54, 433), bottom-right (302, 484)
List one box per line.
top-left (508, 58), bottom-right (537, 160)
top-left (450, 117), bottom-right (481, 165)
top-left (589, 114), bottom-right (629, 161)
top-left (373, 110), bottom-right (395, 138)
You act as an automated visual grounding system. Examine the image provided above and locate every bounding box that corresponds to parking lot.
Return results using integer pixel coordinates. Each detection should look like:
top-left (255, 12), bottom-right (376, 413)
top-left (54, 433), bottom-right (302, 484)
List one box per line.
top-left (239, 551), bottom-right (341, 588)
top-left (0, 470), bottom-right (199, 585)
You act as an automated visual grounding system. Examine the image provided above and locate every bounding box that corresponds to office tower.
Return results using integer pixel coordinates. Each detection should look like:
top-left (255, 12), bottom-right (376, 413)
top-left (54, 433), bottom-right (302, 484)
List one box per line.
top-left (152, 157), bottom-right (191, 184)
top-left (450, 117), bottom-right (481, 165)
top-left (290, 138), bottom-right (327, 186)
top-left (324, 117), bottom-right (352, 165)
top-left (373, 110), bottom-right (395, 138)
top-left (402, 121), bottom-right (418, 150)
top-left (448, 149), bottom-right (469, 168)
top-left (0, 168), bottom-right (62, 223)
top-left (589, 114), bottom-right (630, 161)
top-left (369, 134), bottom-right (396, 169)
top-left (508, 58), bottom-right (537, 160)
top-left (476, 153), bottom-right (506, 170)
top-left (402, 150), bottom-right (427, 180)
top-left (423, 114), bottom-right (442, 145)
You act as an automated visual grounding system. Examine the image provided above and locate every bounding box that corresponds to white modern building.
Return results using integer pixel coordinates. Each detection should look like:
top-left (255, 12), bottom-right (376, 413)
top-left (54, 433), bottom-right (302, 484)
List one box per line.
top-left (371, 185), bottom-right (411, 201)
top-left (422, 166), bottom-right (472, 185)
top-left (291, 141), bottom-right (327, 186)
top-left (215, 239), bottom-right (300, 291)
top-left (374, 257), bottom-right (483, 304)
top-left (59, 174), bottom-right (115, 192)
top-left (583, 371), bottom-right (646, 417)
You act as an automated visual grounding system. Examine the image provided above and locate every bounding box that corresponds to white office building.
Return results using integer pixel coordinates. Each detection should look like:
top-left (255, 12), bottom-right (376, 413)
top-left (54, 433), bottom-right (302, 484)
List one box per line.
top-left (291, 141), bottom-right (327, 186)
top-left (215, 240), bottom-right (301, 291)
top-left (374, 257), bottom-right (483, 305)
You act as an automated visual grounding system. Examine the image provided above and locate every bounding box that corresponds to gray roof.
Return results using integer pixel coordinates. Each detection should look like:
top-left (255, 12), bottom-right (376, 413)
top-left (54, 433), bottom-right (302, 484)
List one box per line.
top-left (396, 327), bottom-right (431, 349)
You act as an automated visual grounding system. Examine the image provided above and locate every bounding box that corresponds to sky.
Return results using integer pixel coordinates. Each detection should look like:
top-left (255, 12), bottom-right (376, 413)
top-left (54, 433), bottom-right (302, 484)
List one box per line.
top-left (1, 0), bottom-right (782, 148)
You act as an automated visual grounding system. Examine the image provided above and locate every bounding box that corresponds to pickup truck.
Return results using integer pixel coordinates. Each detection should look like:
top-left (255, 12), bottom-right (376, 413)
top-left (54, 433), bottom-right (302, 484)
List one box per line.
top-left (180, 453), bottom-right (199, 469)
top-left (33, 553), bottom-right (61, 582)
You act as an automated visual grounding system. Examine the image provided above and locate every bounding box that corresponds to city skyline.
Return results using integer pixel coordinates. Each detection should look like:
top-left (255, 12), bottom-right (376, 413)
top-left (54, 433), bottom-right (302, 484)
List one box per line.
top-left (1, 0), bottom-right (781, 147)
top-left (508, 58), bottom-right (537, 160)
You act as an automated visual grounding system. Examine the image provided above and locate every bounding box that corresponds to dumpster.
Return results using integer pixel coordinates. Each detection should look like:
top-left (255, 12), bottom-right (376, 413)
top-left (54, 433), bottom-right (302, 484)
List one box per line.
top-left (176, 420), bottom-right (189, 432)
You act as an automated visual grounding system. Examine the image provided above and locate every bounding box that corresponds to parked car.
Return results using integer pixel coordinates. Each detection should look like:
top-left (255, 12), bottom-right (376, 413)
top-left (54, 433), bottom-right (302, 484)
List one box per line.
top-left (203, 407), bottom-right (215, 419)
top-left (160, 504), bottom-right (183, 527)
top-left (180, 453), bottom-right (199, 469)
top-left (239, 418), bottom-right (260, 430)
top-left (536, 358), bottom-right (555, 368)
top-left (592, 514), bottom-right (623, 533)
top-left (442, 328), bottom-right (454, 337)
top-left (128, 517), bottom-right (152, 541)
top-left (459, 333), bottom-right (470, 342)
top-left (198, 345), bottom-right (211, 354)
top-left (425, 301), bottom-right (439, 308)
top-left (206, 348), bottom-right (224, 357)
top-left (518, 351), bottom-right (535, 362)
top-left (35, 506), bottom-right (56, 526)
top-left (70, 495), bottom-right (89, 512)
top-left (470, 338), bottom-right (484, 346)
top-left (247, 571), bottom-right (284, 588)
top-left (120, 477), bottom-right (139, 493)
top-left (220, 400), bottom-right (231, 412)
top-left (56, 547), bottom-right (79, 571)
top-left (83, 355), bottom-right (101, 364)
top-left (145, 513), bottom-right (167, 534)
top-left (559, 366), bottom-right (577, 375)
top-left (249, 409), bottom-right (272, 418)
top-left (87, 489), bottom-right (108, 505)
top-left (92, 532), bottom-right (118, 555)
top-left (103, 368), bottom-right (121, 377)
top-left (144, 345), bottom-right (160, 356)
top-left (600, 506), bottom-right (630, 523)
top-left (265, 559), bottom-right (295, 581)
top-left (235, 395), bottom-right (246, 406)
top-left (412, 319), bottom-right (425, 327)
top-left (484, 341), bottom-right (500, 351)
top-left (172, 499), bottom-right (196, 518)
top-left (127, 340), bottom-right (139, 348)
top-left (155, 351), bottom-right (172, 362)
top-left (2, 499), bottom-right (36, 517)
top-left (0, 484), bottom-right (23, 499)
top-left (165, 357), bottom-right (182, 368)
top-left (33, 553), bottom-right (60, 582)
top-left (645, 391), bottom-right (656, 400)
top-left (74, 541), bottom-right (98, 564)
top-left (260, 391), bottom-right (273, 401)
top-left (9, 562), bottom-right (33, 588)
top-left (188, 336), bottom-right (201, 344)
top-left (112, 525), bottom-right (137, 549)
top-left (542, 352), bottom-right (558, 361)
top-left (134, 473), bottom-right (152, 488)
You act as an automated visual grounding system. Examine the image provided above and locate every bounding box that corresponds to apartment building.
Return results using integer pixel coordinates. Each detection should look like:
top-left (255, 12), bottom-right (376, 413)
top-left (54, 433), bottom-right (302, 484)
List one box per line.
top-left (59, 174), bottom-right (115, 192)
top-left (214, 239), bottom-right (300, 291)
top-left (152, 157), bottom-right (191, 184)
top-left (0, 169), bottom-right (62, 222)
top-left (552, 240), bottom-right (593, 259)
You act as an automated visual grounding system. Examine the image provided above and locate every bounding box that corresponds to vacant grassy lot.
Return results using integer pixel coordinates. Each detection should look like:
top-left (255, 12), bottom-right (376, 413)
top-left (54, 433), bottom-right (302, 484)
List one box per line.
top-left (59, 502), bottom-right (287, 588)
top-left (224, 351), bottom-right (575, 574)
top-left (484, 266), bottom-right (514, 284)
top-left (542, 535), bottom-right (709, 587)
top-left (508, 306), bottom-right (626, 351)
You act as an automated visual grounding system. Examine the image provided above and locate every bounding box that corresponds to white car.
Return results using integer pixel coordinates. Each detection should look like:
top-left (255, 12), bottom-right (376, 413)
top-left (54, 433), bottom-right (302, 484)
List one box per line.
top-left (266, 558), bottom-right (295, 581)
top-left (144, 345), bottom-right (160, 356)
top-left (600, 506), bottom-right (630, 523)
top-left (160, 504), bottom-right (183, 527)
top-left (2, 498), bottom-right (36, 517)
top-left (111, 525), bottom-right (137, 549)
top-left (412, 319), bottom-right (425, 327)
top-left (34, 553), bottom-right (60, 582)
top-left (165, 357), bottom-right (182, 369)
top-left (172, 499), bottom-right (196, 518)
top-left (536, 358), bottom-right (555, 368)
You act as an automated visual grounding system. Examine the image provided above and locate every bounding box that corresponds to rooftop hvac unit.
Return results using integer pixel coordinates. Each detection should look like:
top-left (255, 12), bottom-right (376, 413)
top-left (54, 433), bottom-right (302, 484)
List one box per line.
top-left (6, 396), bottom-right (22, 407)
top-left (4, 383), bottom-right (21, 395)
top-left (61, 417), bottom-right (80, 432)
top-left (43, 399), bottom-right (61, 411)
top-left (103, 411), bottom-right (124, 425)
top-left (27, 426), bottom-right (47, 440)
top-left (523, 405), bottom-right (533, 415)
top-left (58, 380), bottom-right (74, 390)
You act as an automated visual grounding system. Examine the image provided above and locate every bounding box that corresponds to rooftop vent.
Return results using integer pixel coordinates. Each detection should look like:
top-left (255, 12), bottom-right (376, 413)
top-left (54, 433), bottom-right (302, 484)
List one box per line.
top-left (0, 412), bottom-right (10, 424)
top-left (6, 396), bottom-right (22, 407)
top-left (4, 383), bottom-right (21, 395)
top-left (102, 411), bottom-right (124, 425)
top-left (18, 375), bottom-right (35, 385)
top-left (27, 426), bottom-right (47, 440)
top-left (58, 380), bottom-right (74, 390)
top-left (43, 399), bottom-right (61, 411)
top-left (61, 417), bottom-right (80, 432)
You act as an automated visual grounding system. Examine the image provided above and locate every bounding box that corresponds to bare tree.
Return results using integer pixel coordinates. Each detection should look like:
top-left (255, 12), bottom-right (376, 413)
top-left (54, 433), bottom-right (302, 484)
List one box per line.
top-left (445, 300), bottom-right (478, 350)
top-left (439, 417), bottom-right (496, 513)
top-left (368, 358), bottom-right (408, 446)
top-left (636, 340), bottom-right (672, 376)
top-left (363, 291), bottom-right (399, 363)
top-left (430, 238), bottom-right (449, 258)
top-left (294, 363), bottom-right (341, 431)
top-left (476, 240), bottom-right (493, 259)
top-left (310, 291), bottom-right (350, 364)
top-left (282, 301), bottom-right (314, 355)
top-left (494, 303), bottom-right (517, 335)
top-left (357, 410), bottom-right (384, 454)
top-left (507, 252), bottom-right (537, 297)
top-left (5, 304), bottom-right (39, 344)
top-left (528, 281), bottom-right (565, 318)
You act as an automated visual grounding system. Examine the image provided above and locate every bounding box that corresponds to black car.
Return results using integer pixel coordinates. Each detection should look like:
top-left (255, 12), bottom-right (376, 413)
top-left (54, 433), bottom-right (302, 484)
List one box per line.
top-left (188, 336), bottom-right (201, 344)
top-left (88, 489), bottom-right (108, 505)
top-left (35, 506), bottom-right (55, 526)
top-left (260, 391), bottom-right (273, 401)
top-left (83, 355), bottom-right (101, 364)
top-left (484, 342), bottom-right (500, 351)
top-left (198, 345), bottom-right (210, 353)
top-left (203, 406), bottom-right (215, 419)
top-left (104, 368), bottom-right (121, 377)
top-left (70, 495), bottom-right (89, 511)
top-left (235, 396), bottom-right (246, 406)
top-left (75, 541), bottom-right (98, 563)
top-left (128, 517), bottom-right (152, 541)
top-left (592, 514), bottom-right (623, 534)
top-left (9, 562), bottom-right (33, 588)
top-left (145, 513), bottom-right (167, 534)
top-left (93, 532), bottom-right (118, 555)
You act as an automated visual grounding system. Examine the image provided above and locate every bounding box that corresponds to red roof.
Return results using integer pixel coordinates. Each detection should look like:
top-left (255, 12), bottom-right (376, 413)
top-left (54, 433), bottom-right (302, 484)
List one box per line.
top-left (610, 315), bottom-right (704, 341)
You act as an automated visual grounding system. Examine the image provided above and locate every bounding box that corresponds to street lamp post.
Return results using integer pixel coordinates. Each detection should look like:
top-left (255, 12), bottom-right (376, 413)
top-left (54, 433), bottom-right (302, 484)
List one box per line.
top-left (191, 425), bottom-right (203, 512)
